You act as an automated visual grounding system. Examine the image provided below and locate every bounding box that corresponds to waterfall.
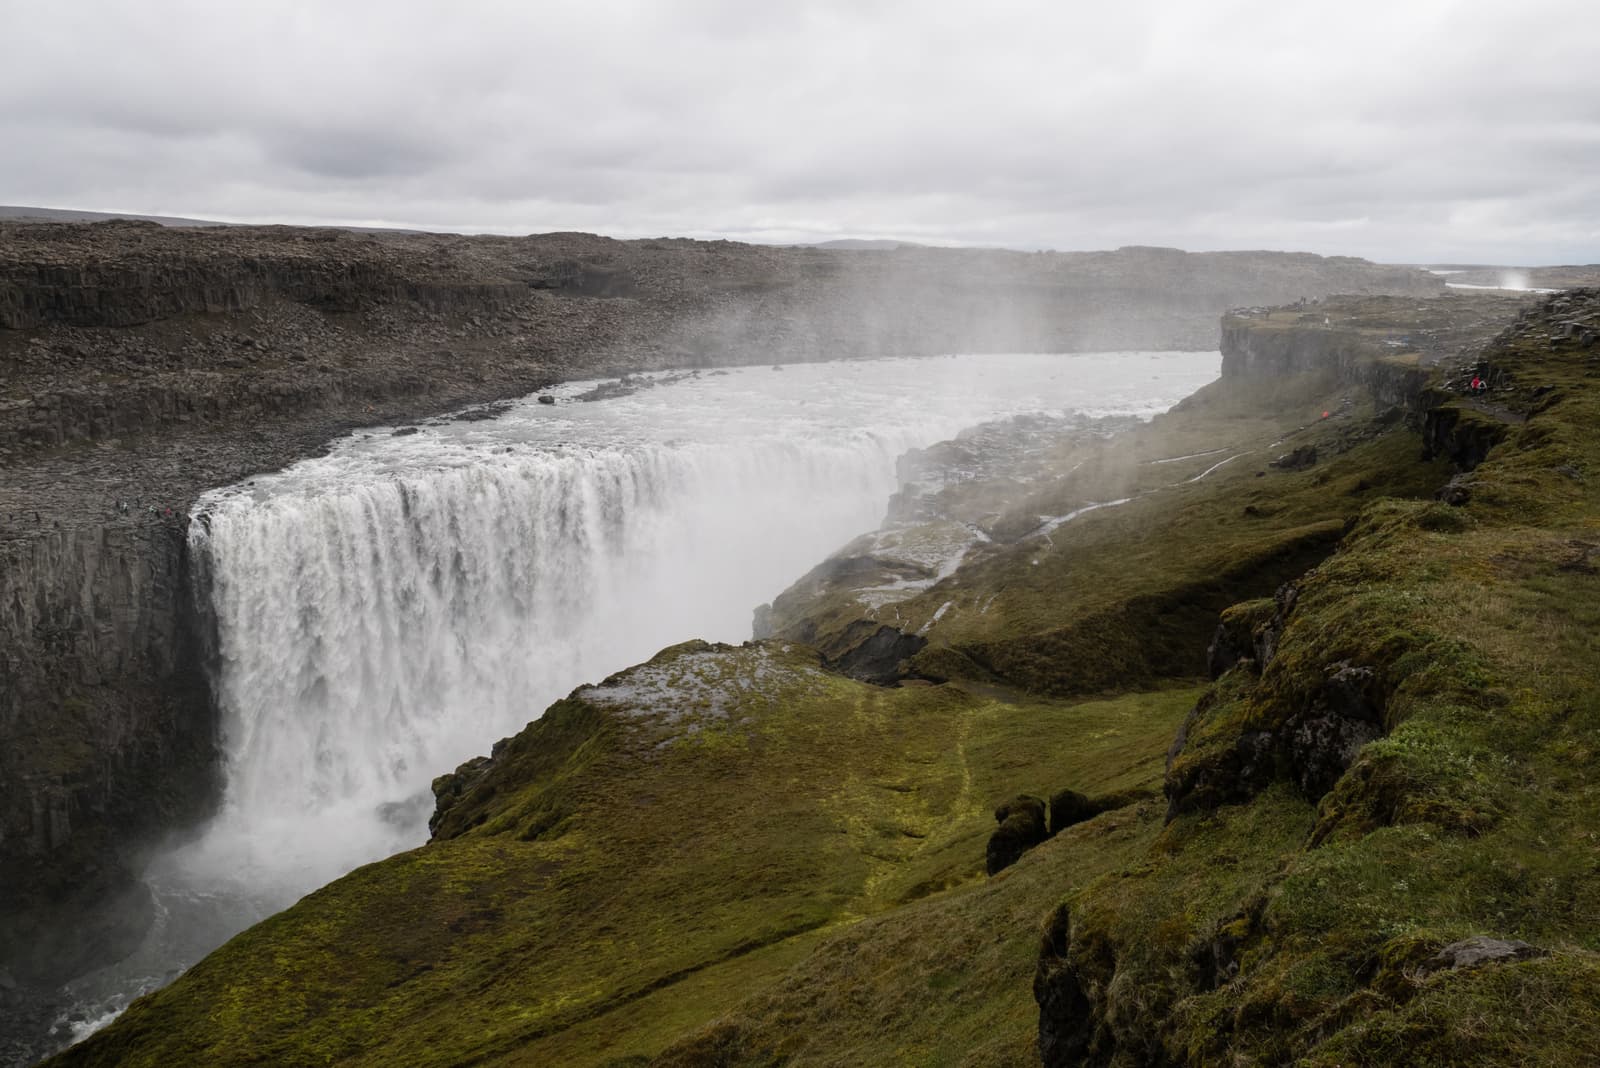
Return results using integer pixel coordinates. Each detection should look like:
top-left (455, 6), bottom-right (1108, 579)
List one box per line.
top-left (183, 428), bottom-right (931, 893)
top-left (43, 353), bottom-right (1221, 1050)
top-left (168, 352), bottom-right (1222, 901)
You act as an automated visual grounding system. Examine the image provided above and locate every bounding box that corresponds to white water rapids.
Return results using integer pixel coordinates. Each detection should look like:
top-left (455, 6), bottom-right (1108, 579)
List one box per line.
top-left (45, 350), bottom-right (1218, 1050)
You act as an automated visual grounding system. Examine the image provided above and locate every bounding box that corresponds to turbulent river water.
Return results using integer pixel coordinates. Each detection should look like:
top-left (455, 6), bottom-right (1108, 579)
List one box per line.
top-left (39, 350), bottom-right (1219, 1055)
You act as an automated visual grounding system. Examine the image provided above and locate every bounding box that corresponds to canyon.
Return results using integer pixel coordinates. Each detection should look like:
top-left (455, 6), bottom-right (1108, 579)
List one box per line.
top-left (44, 279), bottom-right (1600, 1066)
top-left (10, 220), bottom-right (1537, 1064)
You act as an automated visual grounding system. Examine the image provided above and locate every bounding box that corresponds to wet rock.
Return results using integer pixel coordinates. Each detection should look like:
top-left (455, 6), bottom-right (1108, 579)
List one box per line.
top-left (826, 624), bottom-right (927, 686)
top-left (1269, 445), bottom-right (1318, 470)
top-left (987, 794), bottom-right (1048, 875)
top-left (537, 394), bottom-right (556, 405)
top-left (1418, 937), bottom-right (1548, 977)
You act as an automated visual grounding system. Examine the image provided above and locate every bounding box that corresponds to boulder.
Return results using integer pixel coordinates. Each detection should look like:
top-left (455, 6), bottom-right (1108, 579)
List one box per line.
top-left (1269, 445), bottom-right (1318, 471)
top-left (429, 755), bottom-right (495, 835)
top-left (1047, 789), bottom-right (1100, 835)
top-left (1418, 936), bottom-right (1548, 977)
top-left (1438, 474), bottom-right (1474, 506)
top-left (987, 795), bottom-right (1048, 875)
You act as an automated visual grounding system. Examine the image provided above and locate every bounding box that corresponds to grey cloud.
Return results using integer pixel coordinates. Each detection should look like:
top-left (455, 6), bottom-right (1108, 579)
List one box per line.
top-left (2, 0), bottom-right (1597, 264)
top-left (266, 127), bottom-right (452, 181)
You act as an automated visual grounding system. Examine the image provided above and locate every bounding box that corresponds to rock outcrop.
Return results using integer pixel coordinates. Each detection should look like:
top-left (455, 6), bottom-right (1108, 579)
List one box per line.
top-left (1418, 937), bottom-right (1549, 977)
top-left (987, 795), bottom-right (1049, 875)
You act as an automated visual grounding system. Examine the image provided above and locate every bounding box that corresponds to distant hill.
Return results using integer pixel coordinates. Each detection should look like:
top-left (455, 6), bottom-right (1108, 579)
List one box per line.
top-left (0, 204), bottom-right (228, 227)
top-left (0, 205), bottom-right (427, 235)
top-left (797, 238), bottom-right (930, 250)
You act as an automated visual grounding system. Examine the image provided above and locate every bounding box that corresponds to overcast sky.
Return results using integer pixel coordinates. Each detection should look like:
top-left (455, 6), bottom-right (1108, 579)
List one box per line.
top-left (4, 1), bottom-right (1598, 263)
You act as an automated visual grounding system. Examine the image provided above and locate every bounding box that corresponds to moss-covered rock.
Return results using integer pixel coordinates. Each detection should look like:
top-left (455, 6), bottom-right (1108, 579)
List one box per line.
top-left (987, 795), bottom-right (1048, 875)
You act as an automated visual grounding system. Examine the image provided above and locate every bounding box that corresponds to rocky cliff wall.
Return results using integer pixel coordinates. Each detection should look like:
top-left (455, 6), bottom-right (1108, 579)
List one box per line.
top-left (0, 257), bottom-right (528, 330)
top-left (0, 522), bottom-right (216, 983)
top-left (1220, 292), bottom-right (1534, 413)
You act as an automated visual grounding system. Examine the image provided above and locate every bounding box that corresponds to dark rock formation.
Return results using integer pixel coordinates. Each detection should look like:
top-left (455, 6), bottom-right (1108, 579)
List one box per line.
top-left (429, 755), bottom-right (495, 835)
top-left (1204, 597), bottom-right (1278, 679)
top-left (1047, 789), bottom-right (1101, 835)
top-left (1165, 723), bottom-right (1279, 821)
top-left (987, 795), bottom-right (1048, 875)
top-left (1035, 905), bottom-right (1098, 1067)
top-left (0, 521), bottom-right (217, 985)
top-left (1417, 936), bottom-right (1548, 977)
top-left (1034, 902), bottom-right (1168, 1068)
top-left (1284, 661), bottom-right (1386, 797)
top-left (1167, 655), bottom-right (1387, 821)
top-left (1269, 445), bottom-right (1318, 470)
top-left (1420, 402), bottom-right (1511, 470)
top-left (826, 624), bottom-right (928, 686)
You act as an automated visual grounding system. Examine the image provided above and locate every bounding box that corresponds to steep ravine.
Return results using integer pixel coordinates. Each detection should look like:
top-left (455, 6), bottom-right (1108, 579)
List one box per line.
top-left (39, 289), bottom-right (1579, 1067)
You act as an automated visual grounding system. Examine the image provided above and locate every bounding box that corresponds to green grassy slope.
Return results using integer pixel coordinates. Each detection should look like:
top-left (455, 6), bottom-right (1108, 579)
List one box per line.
top-left (1030, 291), bottom-right (1600, 1066)
top-left (52, 642), bottom-right (1198, 1067)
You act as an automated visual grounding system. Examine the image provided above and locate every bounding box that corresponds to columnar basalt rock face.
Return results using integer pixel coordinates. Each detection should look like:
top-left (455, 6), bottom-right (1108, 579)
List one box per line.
top-left (0, 520), bottom-right (216, 982)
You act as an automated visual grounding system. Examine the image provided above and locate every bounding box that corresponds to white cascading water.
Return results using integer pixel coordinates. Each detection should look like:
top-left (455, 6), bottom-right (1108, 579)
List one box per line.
top-left (187, 435), bottom-right (952, 885)
top-left (48, 350), bottom-right (1219, 1047)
